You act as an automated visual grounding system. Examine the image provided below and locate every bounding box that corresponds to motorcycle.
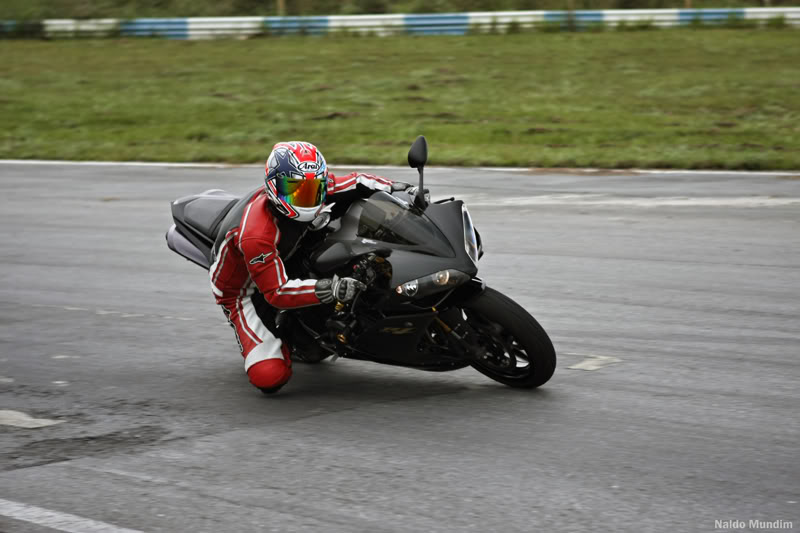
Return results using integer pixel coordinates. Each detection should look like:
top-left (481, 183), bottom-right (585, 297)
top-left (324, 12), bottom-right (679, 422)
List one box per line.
top-left (166, 136), bottom-right (555, 390)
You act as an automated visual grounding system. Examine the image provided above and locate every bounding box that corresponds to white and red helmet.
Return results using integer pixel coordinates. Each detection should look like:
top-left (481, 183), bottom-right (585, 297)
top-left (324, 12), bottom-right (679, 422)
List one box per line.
top-left (265, 141), bottom-right (329, 222)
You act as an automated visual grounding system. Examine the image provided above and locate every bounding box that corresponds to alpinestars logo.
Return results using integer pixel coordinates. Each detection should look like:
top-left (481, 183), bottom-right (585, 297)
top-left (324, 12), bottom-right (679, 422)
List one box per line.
top-left (249, 252), bottom-right (274, 265)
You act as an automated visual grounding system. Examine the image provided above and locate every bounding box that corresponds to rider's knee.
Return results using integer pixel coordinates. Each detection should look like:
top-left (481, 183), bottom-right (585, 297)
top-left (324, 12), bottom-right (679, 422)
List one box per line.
top-left (247, 359), bottom-right (292, 390)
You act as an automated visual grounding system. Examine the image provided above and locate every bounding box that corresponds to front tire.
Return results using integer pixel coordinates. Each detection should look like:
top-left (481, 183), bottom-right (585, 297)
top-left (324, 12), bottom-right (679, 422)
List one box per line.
top-left (462, 287), bottom-right (556, 388)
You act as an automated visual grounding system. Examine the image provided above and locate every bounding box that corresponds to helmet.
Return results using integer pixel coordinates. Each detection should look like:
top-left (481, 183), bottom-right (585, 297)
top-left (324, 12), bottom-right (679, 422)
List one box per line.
top-left (265, 141), bottom-right (329, 222)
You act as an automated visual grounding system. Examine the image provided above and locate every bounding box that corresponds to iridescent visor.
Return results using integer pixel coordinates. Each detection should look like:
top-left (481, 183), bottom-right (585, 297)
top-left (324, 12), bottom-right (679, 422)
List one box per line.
top-left (276, 177), bottom-right (325, 208)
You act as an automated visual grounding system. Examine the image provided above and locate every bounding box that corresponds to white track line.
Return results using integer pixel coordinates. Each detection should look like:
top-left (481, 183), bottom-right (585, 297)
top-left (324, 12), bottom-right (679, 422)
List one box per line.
top-left (0, 409), bottom-right (63, 428)
top-left (627, 168), bottom-right (799, 176)
top-left (458, 193), bottom-right (800, 208)
top-left (29, 303), bottom-right (196, 322)
top-left (567, 354), bottom-right (623, 371)
top-left (479, 166), bottom-right (800, 176)
top-left (0, 498), bottom-right (144, 533)
top-left (0, 159), bottom-right (797, 176)
top-left (0, 159), bottom-right (245, 168)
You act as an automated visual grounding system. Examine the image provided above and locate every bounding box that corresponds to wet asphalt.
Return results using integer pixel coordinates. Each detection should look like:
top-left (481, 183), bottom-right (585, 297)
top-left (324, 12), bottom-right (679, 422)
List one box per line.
top-left (0, 162), bottom-right (798, 532)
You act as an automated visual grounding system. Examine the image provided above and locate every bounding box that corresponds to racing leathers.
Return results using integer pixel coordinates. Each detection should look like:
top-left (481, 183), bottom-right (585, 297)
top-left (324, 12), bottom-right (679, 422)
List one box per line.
top-left (209, 172), bottom-right (396, 391)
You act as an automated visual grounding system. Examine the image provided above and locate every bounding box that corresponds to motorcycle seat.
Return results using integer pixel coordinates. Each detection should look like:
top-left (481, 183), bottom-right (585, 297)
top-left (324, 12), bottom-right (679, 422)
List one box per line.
top-left (212, 186), bottom-right (264, 257)
top-left (182, 190), bottom-right (239, 243)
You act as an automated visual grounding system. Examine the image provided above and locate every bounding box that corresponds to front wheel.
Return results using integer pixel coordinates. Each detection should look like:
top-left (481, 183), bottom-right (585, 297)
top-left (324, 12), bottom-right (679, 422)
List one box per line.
top-left (462, 287), bottom-right (556, 388)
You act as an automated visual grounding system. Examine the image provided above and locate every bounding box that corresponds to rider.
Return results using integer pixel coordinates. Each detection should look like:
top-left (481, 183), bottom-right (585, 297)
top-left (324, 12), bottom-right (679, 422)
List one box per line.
top-left (209, 141), bottom-right (410, 394)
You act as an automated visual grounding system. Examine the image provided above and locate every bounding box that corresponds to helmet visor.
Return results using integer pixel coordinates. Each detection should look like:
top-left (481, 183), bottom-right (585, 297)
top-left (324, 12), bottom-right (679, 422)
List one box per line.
top-left (276, 177), bottom-right (326, 208)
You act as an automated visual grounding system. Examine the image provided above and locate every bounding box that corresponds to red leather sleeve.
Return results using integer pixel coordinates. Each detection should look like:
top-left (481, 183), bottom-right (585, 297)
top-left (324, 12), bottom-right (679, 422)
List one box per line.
top-left (328, 172), bottom-right (393, 197)
top-left (240, 236), bottom-right (320, 309)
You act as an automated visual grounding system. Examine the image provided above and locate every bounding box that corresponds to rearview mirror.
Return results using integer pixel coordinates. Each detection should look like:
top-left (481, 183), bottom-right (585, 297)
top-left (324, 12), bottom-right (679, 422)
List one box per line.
top-left (407, 135), bottom-right (428, 169)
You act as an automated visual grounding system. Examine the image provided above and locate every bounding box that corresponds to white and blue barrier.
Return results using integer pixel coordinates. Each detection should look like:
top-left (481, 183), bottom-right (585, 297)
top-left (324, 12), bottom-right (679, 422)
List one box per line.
top-left (2, 8), bottom-right (798, 39)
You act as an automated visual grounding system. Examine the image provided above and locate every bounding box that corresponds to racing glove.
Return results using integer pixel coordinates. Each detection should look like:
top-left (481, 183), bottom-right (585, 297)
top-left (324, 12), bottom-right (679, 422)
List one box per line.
top-left (391, 181), bottom-right (413, 192)
top-left (315, 275), bottom-right (366, 304)
top-left (405, 186), bottom-right (430, 203)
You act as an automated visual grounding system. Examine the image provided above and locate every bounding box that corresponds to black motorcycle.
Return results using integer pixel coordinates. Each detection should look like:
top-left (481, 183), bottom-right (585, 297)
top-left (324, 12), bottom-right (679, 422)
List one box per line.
top-left (166, 137), bottom-right (555, 389)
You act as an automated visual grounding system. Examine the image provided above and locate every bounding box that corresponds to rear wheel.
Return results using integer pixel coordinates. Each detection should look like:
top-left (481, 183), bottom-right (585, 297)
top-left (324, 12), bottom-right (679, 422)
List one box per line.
top-left (462, 287), bottom-right (556, 388)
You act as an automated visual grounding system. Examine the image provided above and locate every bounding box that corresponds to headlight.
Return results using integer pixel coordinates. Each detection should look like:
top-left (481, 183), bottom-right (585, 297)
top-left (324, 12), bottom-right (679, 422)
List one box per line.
top-left (462, 205), bottom-right (479, 265)
top-left (395, 269), bottom-right (470, 298)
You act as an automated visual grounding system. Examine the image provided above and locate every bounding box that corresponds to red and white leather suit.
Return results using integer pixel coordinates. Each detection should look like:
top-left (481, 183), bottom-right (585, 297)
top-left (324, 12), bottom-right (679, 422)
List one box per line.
top-left (209, 172), bottom-right (394, 390)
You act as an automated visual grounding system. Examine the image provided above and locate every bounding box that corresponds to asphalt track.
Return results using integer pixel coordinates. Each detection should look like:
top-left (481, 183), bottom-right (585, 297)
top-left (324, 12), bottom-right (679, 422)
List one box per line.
top-left (0, 162), bottom-right (798, 533)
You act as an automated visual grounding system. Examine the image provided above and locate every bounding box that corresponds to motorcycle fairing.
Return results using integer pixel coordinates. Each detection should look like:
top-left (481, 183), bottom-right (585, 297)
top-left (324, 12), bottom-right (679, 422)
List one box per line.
top-left (311, 191), bottom-right (478, 286)
top-left (352, 311), bottom-right (437, 361)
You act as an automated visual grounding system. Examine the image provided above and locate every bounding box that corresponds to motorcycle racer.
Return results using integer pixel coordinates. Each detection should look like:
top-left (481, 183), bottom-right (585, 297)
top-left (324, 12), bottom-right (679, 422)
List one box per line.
top-left (209, 141), bottom-right (410, 394)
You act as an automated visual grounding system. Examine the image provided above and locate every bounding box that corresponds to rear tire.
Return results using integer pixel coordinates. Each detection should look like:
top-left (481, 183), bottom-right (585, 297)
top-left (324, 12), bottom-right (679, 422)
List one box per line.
top-left (463, 287), bottom-right (556, 388)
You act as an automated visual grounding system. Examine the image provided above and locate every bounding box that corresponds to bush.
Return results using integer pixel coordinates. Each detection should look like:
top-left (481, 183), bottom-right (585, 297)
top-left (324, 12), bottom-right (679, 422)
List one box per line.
top-left (338, 2), bottom-right (363, 14)
top-left (631, 18), bottom-right (654, 30)
top-left (585, 21), bottom-right (606, 32)
top-left (506, 19), bottom-right (522, 33)
top-left (765, 15), bottom-right (787, 29)
top-left (455, 0), bottom-right (502, 9)
top-left (0, 20), bottom-right (45, 39)
top-left (564, 11), bottom-right (578, 32)
top-left (407, 0), bottom-right (457, 13)
top-left (467, 22), bottom-right (483, 34)
top-left (355, 0), bottom-right (390, 13)
top-left (688, 16), bottom-right (705, 29)
top-left (722, 14), bottom-right (758, 29)
top-left (538, 20), bottom-right (563, 32)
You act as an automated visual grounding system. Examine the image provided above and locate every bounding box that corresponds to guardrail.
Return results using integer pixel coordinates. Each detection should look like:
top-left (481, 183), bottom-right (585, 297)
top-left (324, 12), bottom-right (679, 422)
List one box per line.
top-left (1, 8), bottom-right (798, 39)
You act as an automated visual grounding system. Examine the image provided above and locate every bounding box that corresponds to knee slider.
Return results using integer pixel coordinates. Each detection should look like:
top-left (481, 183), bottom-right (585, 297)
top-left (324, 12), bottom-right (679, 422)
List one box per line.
top-left (247, 359), bottom-right (292, 389)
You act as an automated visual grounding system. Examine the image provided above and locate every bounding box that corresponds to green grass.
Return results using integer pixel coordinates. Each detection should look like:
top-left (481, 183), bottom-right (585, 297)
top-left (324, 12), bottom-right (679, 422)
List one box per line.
top-left (0, 29), bottom-right (798, 169)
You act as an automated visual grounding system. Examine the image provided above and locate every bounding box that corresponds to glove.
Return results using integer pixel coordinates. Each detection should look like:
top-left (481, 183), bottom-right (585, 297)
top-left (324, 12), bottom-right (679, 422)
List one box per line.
top-left (391, 181), bottom-right (413, 192)
top-left (405, 186), bottom-right (430, 202)
top-left (315, 275), bottom-right (366, 304)
top-left (405, 185), bottom-right (431, 195)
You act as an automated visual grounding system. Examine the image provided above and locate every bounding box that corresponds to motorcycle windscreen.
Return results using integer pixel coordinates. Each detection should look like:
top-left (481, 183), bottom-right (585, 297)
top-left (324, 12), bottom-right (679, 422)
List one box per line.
top-left (357, 192), bottom-right (454, 255)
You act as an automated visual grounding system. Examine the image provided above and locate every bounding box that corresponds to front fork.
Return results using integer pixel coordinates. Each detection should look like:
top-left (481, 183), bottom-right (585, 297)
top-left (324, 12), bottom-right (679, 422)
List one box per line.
top-left (432, 306), bottom-right (486, 362)
top-left (326, 301), bottom-right (359, 345)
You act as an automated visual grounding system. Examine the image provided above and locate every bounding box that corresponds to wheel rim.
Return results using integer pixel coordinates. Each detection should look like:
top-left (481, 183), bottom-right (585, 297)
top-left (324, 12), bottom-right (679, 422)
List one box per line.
top-left (464, 310), bottom-right (532, 380)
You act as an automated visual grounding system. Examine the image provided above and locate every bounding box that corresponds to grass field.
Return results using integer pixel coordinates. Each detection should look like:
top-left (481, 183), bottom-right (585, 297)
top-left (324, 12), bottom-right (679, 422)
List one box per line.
top-left (0, 29), bottom-right (798, 169)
